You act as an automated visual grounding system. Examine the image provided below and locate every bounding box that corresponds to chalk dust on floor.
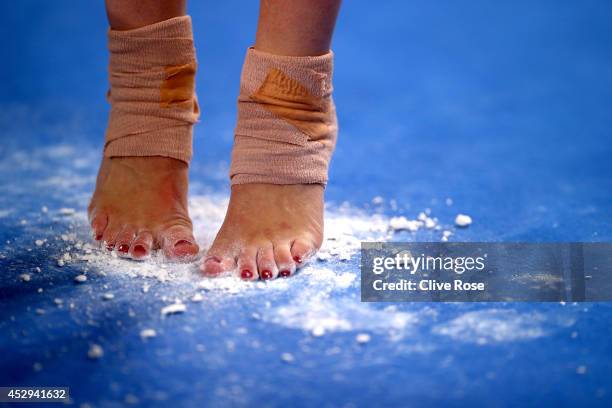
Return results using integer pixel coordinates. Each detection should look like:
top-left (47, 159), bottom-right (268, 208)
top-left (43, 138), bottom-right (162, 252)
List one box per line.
top-left (1, 144), bottom-right (580, 360)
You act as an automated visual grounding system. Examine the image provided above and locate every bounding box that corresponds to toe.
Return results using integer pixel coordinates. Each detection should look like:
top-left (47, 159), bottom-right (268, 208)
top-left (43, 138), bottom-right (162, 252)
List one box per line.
top-left (290, 238), bottom-right (317, 267)
top-left (159, 225), bottom-right (199, 262)
top-left (102, 223), bottom-right (122, 252)
top-left (201, 237), bottom-right (237, 276)
top-left (130, 231), bottom-right (153, 260)
top-left (114, 226), bottom-right (136, 257)
top-left (237, 246), bottom-right (258, 281)
top-left (201, 254), bottom-right (236, 276)
top-left (90, 213), bottom-right (108, 242)
top-left (274, 242), bottom-right (295, 278)
top-left (257, 244), bottom-right (278, 280)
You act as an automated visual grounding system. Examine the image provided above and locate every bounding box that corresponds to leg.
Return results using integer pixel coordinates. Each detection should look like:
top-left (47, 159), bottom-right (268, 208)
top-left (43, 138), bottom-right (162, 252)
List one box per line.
top-left (254, 0), bottom-right (341, 57)
top-left (89, 0), bottom-right (199, 260)
top-left (202, 0), bottom-right (342, 279)
top-left (105, 0), bottom-right (186, 30)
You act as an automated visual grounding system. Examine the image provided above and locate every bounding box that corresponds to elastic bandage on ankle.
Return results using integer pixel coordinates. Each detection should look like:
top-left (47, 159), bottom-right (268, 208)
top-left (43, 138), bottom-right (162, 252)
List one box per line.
top-left (230, 48), bottom-right (338, 185)
top-left (104, 16), bottom-right (199, 164)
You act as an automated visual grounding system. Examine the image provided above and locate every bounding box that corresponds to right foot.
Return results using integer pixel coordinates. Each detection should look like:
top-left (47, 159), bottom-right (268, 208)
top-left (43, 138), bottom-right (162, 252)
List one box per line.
top-left (88, 156), bottom-right (199, 261)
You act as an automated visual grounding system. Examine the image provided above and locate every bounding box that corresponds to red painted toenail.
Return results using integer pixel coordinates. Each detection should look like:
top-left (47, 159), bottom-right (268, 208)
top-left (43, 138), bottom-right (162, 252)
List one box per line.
top-left (241, 269), bottom-right (253, 280)
top-left (133, 244), bottom-right (147, 257)
top-left (174, 239), bottom-right (193, 248)
top-left (293, 256), bottom-right (302, 263)
top-left (118, 244), bottom-right (129, 253)
top-left (261, 270), bottom-right (273, 280)
top-left (95, 233), bottom-right (103, 240)
top-left (106, 243), bottom-right (114, 251)
top-left (280, 270), bottom-right (291, 278)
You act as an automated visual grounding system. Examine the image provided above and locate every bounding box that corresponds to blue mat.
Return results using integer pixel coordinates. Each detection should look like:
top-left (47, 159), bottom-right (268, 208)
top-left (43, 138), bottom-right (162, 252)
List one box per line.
top-left (1, 1), bottom-right (612, 407)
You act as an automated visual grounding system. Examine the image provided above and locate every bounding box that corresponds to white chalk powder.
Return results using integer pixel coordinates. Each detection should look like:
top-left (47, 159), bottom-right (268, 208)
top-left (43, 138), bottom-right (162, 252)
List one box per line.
top-left (87, 344), bottom-right (104, 359)
top-left (161, 303), bottom-right (187, 316)
top-left (280, 352), bottom-right (295, 364)
top-left (11, 148), bottom-right (566, 348)
top-left (431, 309), bottom-right (574, 344)
top-left (140, 329), bottom-right (157, 340)
top-left (454, 214), bottom-right (472, 227)
top-left (58, 208), bottom-right (76, 216)
top-left (389, 216), bottom-right (421, 232)
top-left (74, 274), bottom-right (87, 283)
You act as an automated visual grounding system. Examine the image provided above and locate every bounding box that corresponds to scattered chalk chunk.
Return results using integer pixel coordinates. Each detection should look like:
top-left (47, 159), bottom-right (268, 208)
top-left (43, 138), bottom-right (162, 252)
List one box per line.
top-left (454, 214), bottom-right (473, 227)
top-left (160, 303), bottom-right (186, 316)
top-left (35, 239), bottom-right (44, 247)
top-left (389, 216), bottom-right (421, 232)
top-left (356, 333), bottom-right (371, 344)
top-left (74, 274), bottom-right (87, 283)
top-left (102, 293), bottom-right (114, 301)
top-left (140, 329), bottom-right (157, 340)
top-left (87, 344), bottom-right (104, 360)
top-left (424, 218), bottom-right (437, 229)
top-left (311, 326), bottom-right (326, 337)
top-left (191, 293), bottom-right (204, 303)
top-left (19, 273), bottom-right (31, 282)
top-left (281, 352), bottom-right (295, 364)
top-left (57, 259), bottom-right (65, 267)
top-left (317, 252), bottom-right (331, 261)
top-left (58, 208), bottom-right (76, 216)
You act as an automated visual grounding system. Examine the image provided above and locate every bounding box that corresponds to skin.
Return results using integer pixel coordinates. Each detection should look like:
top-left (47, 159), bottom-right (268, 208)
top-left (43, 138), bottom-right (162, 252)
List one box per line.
top-left (89, 157), bottom-right (198, 260)
top-left (92, 0), bottom-right (342, 272)
top-left (202, 0), bottom-right (342, 279)
top-left (89, 0), bottom-right (198, 260)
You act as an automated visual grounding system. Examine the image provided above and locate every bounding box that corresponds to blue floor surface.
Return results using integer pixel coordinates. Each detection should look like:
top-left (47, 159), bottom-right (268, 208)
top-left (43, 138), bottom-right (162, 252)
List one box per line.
top-left (1, 1), bottom-right (612, 407)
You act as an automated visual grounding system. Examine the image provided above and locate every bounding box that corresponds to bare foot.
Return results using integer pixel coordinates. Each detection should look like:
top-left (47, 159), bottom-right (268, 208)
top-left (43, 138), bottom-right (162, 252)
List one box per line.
top-left (201, 184), bottom-right (324, 279)
top-left (88, 156), bottom-right (199, 261)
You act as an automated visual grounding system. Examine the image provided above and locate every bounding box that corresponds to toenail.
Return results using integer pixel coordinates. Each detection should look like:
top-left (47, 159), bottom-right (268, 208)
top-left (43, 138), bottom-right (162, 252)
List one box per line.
top-left (241, 269), bottom-right (253, 280)
top-left (106, 243), bottom-right (114, 251)
top-left (174, 239), bottom-right (193, 248)
top-left (133, 244), bottom-right (147, 257)
top-left (118, 244), bottom-right (129, 253)
top-left (95, 233), bottom-right (103, 241)
top-left (280, 269), bottom-right (291, 278)
top-left (261, 270), bottom-right (273, 280)
top-left (293, 255), bottom-right (302, 263)
top-left (205, 256), bottom-right (221, 263)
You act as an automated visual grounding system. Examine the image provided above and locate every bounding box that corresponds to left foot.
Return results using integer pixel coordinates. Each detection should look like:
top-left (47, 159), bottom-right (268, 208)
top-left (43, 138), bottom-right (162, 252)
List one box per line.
top-left (201, 183), bottom-right (324, 280)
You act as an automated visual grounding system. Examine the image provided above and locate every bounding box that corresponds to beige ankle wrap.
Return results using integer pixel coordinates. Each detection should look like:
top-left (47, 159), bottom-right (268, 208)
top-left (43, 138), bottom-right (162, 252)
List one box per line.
top-left (230, 48), bottom-right (338, 185)
top-left (104, 16), bottom-right (199, 164)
